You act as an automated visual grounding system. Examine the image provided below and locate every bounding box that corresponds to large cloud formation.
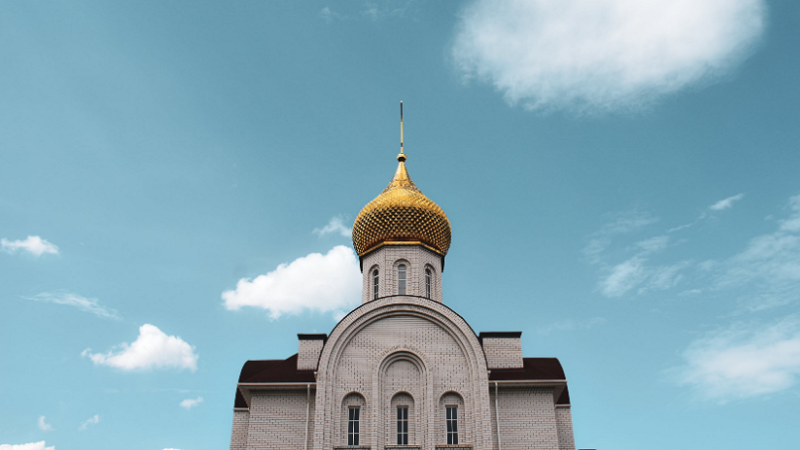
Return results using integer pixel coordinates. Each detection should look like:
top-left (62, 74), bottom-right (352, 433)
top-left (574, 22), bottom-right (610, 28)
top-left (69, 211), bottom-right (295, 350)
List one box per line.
top-left (452, 0), bottom-right (766, 114)
top-left (222, 245), bottom-right (361, 319)
top-left (82, 324), bottom-right (198, 371)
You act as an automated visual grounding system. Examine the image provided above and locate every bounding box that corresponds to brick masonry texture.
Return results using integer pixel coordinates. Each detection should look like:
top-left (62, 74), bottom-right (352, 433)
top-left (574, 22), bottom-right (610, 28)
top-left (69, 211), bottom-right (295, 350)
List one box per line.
top-left (245, 389), bottom-right (315, 450)
top-left (230, 242), bottom-right (575, 450)
top-left (231, 410), bottom-right (250, 450)
top-left (554, 407), bottom-right (575, 450)
top-left (494, 388), bottom-right (560, 450)
top-left (361, 245), bottom-right (444, 303)
top-left (481, 338), bottom-right (523, 369)
top-left (299, 339), bottom-right (325, 371)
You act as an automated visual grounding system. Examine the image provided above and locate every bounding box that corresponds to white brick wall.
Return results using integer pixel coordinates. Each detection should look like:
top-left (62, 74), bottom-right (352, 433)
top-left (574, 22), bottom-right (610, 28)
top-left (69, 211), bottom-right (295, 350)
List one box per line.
top-left (555, 407), bottom-right (575, 450)
top-left (482, 337), bottom-right (523, 369)
top-left (230, 409), bottom-right (250, 450)
top-left (298, 338), bottom-right (325, 371)
top-left (361, 245), bottom-right (444, 303)
top-left (314, 296), bottom-right (494, 450)
top-left (246, 389), bottom-right (314, 450)
top-left (494, 387), bottom-right (560, 450)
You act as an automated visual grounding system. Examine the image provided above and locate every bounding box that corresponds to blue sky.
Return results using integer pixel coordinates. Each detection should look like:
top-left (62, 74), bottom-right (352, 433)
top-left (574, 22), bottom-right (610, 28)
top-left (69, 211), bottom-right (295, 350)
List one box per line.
top-left (1, 1), bottom-right (799, 449)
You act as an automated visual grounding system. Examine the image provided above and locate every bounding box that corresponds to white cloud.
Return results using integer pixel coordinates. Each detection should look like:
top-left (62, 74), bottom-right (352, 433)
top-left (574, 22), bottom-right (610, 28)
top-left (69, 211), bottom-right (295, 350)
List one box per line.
top-left (222, 245), bottom-right (361, 319)
top-left (715, 195), bottom-right (800, 287)
top-left (673, 315), bottom-right (800, 402)
top-left (319, 6), bottom-right (344, 23)
top-left (451, 0), bottom-right (766, 114)
top-left (37, 416), bottom-right (52, 431)
top-left (710, 193), bottom-right (745, 211)
top-left (25, 291), bottom-right (120, 320)
top-left (82, 324), bottom-right (198, 372)
top-left (635, 235), bottom-right (669, 253)
top-left (78, 414), bottom-right (100, 431)
top-left (600, 256), bottom-right (647, 297)
top-left (0, 442), bottom-right (54, 450)
top-left (313, 216), bottom-right (351, 238)
top-left (180, 396), bottom-right (204, 410)
top-left (583, 211), bottom-right (658, 263)
top-left (1, 236), bottom-right (58, 256)
top-left (362, 0), bottom-right (413, 21)
top-left (537, 317), bottom-right (606, 335)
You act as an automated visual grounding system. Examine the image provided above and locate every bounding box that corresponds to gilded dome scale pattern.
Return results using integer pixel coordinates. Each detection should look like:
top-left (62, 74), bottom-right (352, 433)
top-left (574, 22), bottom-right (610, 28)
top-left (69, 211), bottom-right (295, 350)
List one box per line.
top-left (352, 154), bottom-right (451, 257)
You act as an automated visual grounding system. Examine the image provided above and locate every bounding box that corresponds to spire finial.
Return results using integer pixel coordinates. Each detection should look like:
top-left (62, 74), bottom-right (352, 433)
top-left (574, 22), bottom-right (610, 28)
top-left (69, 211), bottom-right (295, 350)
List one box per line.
top-left (398, 101), bottom-right (406, 162)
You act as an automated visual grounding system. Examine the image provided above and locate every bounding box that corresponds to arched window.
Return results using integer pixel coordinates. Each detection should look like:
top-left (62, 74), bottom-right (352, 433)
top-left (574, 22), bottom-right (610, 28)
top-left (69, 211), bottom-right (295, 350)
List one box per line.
top-left (342, 393), bottom-right (366, 446)
top-left (397, 264), bottom-right (407, 295)
top-left (389, 392), bottom-right (415, 446)
top-left (425, 268), bottom-right (432, 299)
top-left (372, 269), bottom-right (380, 300)
top-left (439, 392), bottom-right (465, 446)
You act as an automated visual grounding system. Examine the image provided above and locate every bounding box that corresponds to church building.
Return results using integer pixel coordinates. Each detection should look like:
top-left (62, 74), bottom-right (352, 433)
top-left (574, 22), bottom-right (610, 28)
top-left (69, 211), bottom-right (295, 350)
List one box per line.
top-left (229, 112), bottom-right (576, 450)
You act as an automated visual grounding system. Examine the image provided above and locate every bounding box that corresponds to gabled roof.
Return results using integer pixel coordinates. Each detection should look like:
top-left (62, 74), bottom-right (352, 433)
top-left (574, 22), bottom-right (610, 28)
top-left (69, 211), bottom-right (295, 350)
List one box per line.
top-left (234, 355), bottom-right (570, 408)
top-left (489, 357), bottom-right (570, 405)
top-left (234, 354), bottom-right (316, 408)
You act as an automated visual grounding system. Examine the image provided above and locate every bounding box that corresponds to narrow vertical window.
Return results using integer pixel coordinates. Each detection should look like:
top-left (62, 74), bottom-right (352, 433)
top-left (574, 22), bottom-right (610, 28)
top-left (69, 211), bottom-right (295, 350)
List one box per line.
top-left (348, 406), bottom-right (360, 446)
top-left (425, 268), bottom-right (432, 299)
top-left (397, 406), bottom-right (409, 445)
top-left (446, 406), bottom-right (458, 445)
top-left (397, 264), bottom-right (407, 295)
top-left (372, 269), bottom-right (380, 300)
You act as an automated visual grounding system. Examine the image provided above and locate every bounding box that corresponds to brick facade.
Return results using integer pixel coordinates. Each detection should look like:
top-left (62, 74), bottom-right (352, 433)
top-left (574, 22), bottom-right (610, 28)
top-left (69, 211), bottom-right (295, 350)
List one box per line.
top-left (481, 336), bottom-right (523, 369)
top-left (230, 242), bottom-right (575, 450)
top-left (298, 336), bottom-right (326, 371)
top-left (361, 245), bottom-right (444, 303)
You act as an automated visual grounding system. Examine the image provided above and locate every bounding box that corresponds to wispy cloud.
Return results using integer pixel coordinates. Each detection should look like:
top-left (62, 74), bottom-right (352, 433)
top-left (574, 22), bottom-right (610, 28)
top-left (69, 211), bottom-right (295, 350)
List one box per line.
top-left (451, 0), bottom-right (766, 114)
top-left (672, 315), bottom-right (800, 402)
top-left (537, 317), bottom-right (606, 335)
top-left (584, 211), bottom-right (690, 297)
top-left (319, 7), bottom-right (345, 23)
top-left (313, 216), bottom-right (351, 238)
top-left (361, 0), bottom-right (413, 21)
top-left (319, 1), bottom-right (414, 22)
top-left (710, 193), bottom-right (745, 211)
top-left (82, 324), bottom-right (198, 372)
top-left (25, 291), bottom-right (120, 320)
top-left (599, 256), bottom-right (648, 297)
top-left (37, 416), bottom-right (53, 432)
top-left (222, 245), bottom-right (361, 319)
top-left (1, 236), bottom-right (58, 256)
top-left (78, 414), bottom-right (100, 431)
top-left (179, 396), bottom-right (204, 410)
top-left (0, 442), bottom-right (55, 450)
top-left (584, 211), bottom-right (658, 264)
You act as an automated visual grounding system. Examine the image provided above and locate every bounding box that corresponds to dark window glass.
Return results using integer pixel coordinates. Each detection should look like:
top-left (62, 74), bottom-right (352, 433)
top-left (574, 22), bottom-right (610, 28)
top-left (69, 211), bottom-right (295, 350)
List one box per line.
top-left (446, 406), bottom-right (458, 445)
top-left (397, 406), bottom-right (408, 445)
top-left (348, 406), bottom-right (360, 446)
top-left (398, 264), bottom-right (407, 295)
top-left (373, 269), bottom-right (380, 300)
top-left (425, 268), bottom-right (432, 298)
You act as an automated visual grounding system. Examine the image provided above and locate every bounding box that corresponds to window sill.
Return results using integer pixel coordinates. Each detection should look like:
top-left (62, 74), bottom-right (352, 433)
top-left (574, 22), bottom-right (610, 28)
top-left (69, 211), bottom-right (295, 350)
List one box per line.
top-left (435, 446), bottom-right (472, 450)
top-left (333, 447), bottom-right (370, 450)
top-left (386, 446), bottom-right (421, 450)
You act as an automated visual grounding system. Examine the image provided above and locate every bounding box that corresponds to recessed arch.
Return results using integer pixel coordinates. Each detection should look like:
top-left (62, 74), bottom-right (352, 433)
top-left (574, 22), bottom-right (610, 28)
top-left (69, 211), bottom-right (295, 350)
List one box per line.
top-left (312, 297), bottom-right (492, 450)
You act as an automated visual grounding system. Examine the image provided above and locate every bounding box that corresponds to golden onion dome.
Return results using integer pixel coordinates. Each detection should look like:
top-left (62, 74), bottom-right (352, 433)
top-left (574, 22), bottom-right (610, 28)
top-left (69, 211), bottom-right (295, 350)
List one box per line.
top-left (352, 153), bottom-right (451, 257)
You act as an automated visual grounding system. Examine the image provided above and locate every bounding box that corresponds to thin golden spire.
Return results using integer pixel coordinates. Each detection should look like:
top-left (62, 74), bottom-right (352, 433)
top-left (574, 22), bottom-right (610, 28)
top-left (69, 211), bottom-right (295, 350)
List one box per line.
top-left (398, 101), bottom-right (406, 162)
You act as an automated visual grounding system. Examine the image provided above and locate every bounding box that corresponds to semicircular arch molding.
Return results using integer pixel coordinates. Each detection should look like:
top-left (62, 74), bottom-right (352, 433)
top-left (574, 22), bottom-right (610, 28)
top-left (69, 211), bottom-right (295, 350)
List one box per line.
top-left (312, 297), bottom-right (491, 450)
